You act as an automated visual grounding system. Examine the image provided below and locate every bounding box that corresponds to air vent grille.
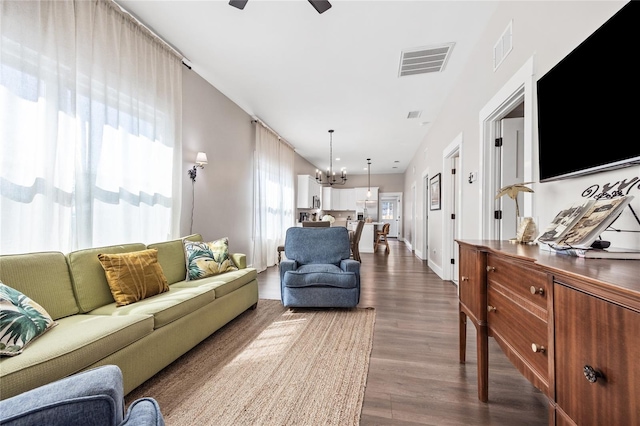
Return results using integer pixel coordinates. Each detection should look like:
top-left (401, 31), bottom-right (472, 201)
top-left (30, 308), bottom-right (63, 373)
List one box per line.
top-left (493, 21), bottom-right (513, 70)
top-left (399, 43), bottom-right (455, 77)
top-left (407, 111), bottom-right (422, 119)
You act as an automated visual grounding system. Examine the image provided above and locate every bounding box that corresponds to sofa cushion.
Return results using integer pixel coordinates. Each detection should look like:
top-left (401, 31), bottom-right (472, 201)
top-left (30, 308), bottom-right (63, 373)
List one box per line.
top-left (88, 286), bottom-right (215, 329)
top-left (0, 313), bottom-right (153, 400)
top-left (184, 238), bottom-right (238, 281)
top-left (0, 283), bottom-right (57, 356)
top-left (67, 243), bottom-right (147, 313)
top-left (98, 249), bottom-right (169, 307)
top-left (147, 234), bottom-right (203, 285)
top-left (172, 268), bottom-right (257, 298)
top-left (0, 252), bottom-right (79, 320)
top-left (283, 264), bottom-right (357, 289)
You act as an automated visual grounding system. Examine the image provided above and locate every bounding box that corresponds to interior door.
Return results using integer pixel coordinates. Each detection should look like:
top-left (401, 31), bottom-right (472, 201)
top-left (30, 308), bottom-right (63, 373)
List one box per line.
top-left (381, 197), bottom-right (398, 238)
top-left (498, 117), bottom-right (524, 240)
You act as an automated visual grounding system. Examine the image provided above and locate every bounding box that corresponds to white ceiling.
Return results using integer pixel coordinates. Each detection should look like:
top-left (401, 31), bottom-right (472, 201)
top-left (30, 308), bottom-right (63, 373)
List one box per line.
top-left (117, 0), bottom-right (499, 175)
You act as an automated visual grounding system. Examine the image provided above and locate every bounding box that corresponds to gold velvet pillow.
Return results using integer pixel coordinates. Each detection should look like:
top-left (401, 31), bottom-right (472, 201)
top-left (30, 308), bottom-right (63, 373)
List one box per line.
top-left (98, 249), bottom-right (169, 307)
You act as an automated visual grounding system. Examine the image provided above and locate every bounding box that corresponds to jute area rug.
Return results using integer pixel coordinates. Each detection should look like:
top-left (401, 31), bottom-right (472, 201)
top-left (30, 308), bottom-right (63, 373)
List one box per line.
top-left (125, 299), bottom-right (376, 425)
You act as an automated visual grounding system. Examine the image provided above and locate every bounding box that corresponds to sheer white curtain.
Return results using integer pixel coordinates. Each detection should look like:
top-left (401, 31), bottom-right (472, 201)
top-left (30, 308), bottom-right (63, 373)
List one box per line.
top-left (0, 0), bottom-right (182, 254)
top-left (252, 124), bottom-right (295, 272)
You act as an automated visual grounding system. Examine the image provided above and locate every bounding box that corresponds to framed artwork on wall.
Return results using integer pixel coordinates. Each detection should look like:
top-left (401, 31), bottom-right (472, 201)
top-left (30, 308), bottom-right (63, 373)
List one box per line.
top-left (430, 173), bottom-right (441, 211)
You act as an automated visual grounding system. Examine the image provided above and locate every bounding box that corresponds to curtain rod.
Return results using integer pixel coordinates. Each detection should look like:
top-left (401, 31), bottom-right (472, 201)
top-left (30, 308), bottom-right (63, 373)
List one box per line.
top-left (109, 0), bottom-right (188, 63)
top-left (251, 117), bottom-right (295, 151)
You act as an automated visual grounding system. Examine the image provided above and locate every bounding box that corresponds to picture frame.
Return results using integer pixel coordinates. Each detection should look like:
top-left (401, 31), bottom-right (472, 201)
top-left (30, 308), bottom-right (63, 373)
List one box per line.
top-left (429, 173), bottom-right (441, 211)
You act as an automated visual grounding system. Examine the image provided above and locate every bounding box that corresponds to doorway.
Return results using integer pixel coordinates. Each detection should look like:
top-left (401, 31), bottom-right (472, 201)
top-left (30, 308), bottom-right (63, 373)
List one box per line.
top-left (480, 57), bottom-right (536, 239)
top-left (380, 193), bottom-right (402, 239)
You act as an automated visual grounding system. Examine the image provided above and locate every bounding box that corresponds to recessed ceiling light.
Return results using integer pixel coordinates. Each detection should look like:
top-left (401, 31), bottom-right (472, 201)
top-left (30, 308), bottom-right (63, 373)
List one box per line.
top-left (335, 157), bottom-right (340, 161)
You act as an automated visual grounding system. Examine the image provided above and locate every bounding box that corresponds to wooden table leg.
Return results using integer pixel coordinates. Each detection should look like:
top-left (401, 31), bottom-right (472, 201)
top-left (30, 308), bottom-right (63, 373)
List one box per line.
top-left (459, 309), bottom-right (467, 364)
top-left (477, 325), bottom-right (488, 402)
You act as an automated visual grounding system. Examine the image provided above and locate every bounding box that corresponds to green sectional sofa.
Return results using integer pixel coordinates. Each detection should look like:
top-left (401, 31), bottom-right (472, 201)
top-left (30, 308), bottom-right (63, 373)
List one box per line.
top-left (0, 234), bottom-right (259, 400)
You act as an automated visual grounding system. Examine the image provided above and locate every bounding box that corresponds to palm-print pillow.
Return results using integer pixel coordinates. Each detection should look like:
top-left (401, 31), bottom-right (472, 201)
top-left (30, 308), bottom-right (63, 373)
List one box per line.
top-left (0, 282), bottom-right (57, 356)
top-left (184, 237), bottom-right (237, 281)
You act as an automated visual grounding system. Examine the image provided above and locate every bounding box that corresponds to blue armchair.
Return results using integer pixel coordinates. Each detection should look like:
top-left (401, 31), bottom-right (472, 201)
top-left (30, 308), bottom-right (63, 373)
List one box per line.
top-left (280, 226), bottom-right (361, 308)
top-left (0, 365), bottom-right (164, 426)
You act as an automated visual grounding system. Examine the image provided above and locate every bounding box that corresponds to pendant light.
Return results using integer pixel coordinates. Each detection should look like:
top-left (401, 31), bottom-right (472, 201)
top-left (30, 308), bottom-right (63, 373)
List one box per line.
top-left (315, 129), bottom-right (347, 186)
top-left (366, 158), bottom-right (371, 198)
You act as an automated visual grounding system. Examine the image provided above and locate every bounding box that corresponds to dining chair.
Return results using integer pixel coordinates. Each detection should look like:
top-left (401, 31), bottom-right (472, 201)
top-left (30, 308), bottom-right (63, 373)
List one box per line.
top-left (374, 222), bottom-right (391, 253)
top-left (350, 220), bottom-right (365, 262)
top-left (302, 221), bottom-right (330, 227)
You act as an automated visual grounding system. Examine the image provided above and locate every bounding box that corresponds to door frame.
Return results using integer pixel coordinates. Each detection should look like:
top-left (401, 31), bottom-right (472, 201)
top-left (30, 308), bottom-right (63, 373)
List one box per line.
top-left (442, 133), bottom-right (462, 284)
top-left (421, 170), bottom-right (430, 261)
top-left (380, 192), bottom-right (402, 239)
top-left (479, 56), bottom-right (536, 239)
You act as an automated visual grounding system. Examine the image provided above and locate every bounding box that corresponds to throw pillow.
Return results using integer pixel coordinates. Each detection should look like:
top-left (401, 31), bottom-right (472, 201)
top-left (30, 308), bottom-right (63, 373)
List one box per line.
top-left (0, 282), bottom-right (57, 356)
top-left (98, 249), bottom-right (169, 307)
top-left (184, 237), bottom-right (238, 281)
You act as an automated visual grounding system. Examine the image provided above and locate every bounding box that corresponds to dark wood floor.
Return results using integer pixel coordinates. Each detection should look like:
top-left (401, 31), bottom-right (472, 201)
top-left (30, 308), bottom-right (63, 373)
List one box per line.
top-left (258, 238), bottom-right (549, 425)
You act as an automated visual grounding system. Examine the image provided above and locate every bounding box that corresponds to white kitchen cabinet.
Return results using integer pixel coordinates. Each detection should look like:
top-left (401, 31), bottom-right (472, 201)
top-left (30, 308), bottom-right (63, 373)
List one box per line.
top-left (340, 188), bottom-right (356, 211)
top-left (322, 188), bottom-right (356, 211)
top-left (297, 175), bottom-right (321, 209)
top-left (322, 187), bottom-right (333, 210)
top-left (355, 187), bottom-right (378, 202)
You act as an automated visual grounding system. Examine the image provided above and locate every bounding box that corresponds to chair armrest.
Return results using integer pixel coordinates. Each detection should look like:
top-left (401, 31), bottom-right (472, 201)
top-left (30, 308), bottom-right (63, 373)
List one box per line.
top-left (231, 253), bottom-right (246, 269)
top-left (279, 260), bottom-right (297, 293)
top-left (121, 398), bottom-right (165, 426)
top-left (0, 365), bottom-right (125, 425)
top-left (340, 259), bottom-right (361, 274)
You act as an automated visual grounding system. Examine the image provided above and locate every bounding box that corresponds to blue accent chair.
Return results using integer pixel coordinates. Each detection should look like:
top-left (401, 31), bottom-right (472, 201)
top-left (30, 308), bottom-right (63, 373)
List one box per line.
top-left (0, 365), bottom-right (164, 426)
top-left (280, 226), bottom-right (361, 308)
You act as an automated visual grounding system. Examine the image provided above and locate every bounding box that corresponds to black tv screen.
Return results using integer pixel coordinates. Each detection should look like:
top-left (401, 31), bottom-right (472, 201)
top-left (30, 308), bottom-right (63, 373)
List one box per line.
top-left (537, 1), bottom-right (640, 182)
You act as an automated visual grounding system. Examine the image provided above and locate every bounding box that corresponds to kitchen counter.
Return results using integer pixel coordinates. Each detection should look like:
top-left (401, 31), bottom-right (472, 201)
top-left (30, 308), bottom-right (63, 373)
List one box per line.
top-left (350, 222), bottom-right (383, 254)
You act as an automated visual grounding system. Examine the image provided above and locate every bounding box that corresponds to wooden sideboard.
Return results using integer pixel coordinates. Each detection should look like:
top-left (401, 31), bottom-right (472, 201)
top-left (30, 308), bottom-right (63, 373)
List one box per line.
top-left (457, 240), bottom-right (640, 426)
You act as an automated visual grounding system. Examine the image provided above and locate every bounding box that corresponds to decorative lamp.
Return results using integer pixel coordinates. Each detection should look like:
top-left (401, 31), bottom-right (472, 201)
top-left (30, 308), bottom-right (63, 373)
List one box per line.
top-left (188, 152), bottom-right (208, 182)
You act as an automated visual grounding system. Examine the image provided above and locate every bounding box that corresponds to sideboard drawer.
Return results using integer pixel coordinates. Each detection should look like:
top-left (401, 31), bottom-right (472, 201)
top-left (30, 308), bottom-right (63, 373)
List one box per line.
top-left (486, 253), bottom-right (547, 310)
top-left (487, 283), bottom-right (549, 390)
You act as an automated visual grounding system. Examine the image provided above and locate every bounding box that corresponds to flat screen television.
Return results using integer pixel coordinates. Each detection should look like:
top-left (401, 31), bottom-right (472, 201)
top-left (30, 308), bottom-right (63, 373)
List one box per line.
top-left (536, 1), bottom-right (640, 182)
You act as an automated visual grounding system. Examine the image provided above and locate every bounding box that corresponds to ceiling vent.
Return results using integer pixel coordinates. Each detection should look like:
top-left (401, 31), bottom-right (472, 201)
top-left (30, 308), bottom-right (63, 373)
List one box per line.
top-left (407, 110), bottom-right (422, 119)
top-left (398, 43), bottom-right (455, 77)
top-left (493, 21), bottom-right (513, 70)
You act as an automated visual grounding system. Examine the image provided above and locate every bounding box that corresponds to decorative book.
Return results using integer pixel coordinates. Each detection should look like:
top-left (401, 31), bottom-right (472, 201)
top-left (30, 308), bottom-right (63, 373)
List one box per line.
top-left (536, 196), bottom-right (634, 249)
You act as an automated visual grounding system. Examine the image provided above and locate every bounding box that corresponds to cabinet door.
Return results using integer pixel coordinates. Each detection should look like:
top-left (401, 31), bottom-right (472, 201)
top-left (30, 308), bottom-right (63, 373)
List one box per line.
top-left (555, 283), bottom-right (640, 425)
top-left (458, 244), bottom-right (486, 325)
top-left (342, 188), bottom-right (356, 211)
top-left (322, 187), bottom-right (332, 210)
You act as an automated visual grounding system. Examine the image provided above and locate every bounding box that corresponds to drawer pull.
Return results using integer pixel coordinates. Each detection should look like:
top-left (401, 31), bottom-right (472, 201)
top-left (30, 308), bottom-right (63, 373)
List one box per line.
top-left (529, 286), bottom-right (545, 296)
top-left (487, 305), bottom-right (497, 313)
top-left (531, 343), bottom-right (546, 353)
top-left (486, 266), bottom-right (496, 272)
top-left (583, 365), bottom-right (603, 383)
top-left (461, 276), bottom-right (469, 282)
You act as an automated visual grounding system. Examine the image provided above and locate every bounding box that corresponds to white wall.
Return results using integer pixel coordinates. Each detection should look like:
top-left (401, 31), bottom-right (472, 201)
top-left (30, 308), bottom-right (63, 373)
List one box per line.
top-left (404, 1), bottom-right (639, 278)
top-left (181, 69), bottom-right (255, 261)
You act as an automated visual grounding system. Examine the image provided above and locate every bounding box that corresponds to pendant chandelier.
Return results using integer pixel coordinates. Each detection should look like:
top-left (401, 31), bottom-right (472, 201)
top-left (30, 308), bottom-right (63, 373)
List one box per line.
top-left (366, 158), bottom-right (371, 198)
top-left (315, 129), bottom-right (347, 186)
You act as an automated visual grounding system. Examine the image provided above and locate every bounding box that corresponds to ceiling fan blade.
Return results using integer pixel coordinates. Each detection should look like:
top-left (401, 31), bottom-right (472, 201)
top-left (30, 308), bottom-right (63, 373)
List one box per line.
top-left (308, 0), bottom-right (332, 14)
top-left (229, 0), bottom-right (248, 10)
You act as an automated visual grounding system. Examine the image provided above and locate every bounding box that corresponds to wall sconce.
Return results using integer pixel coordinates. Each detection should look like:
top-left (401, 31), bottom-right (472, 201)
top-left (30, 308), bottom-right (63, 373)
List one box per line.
top-left (187, 152), bottom-right (208, 182)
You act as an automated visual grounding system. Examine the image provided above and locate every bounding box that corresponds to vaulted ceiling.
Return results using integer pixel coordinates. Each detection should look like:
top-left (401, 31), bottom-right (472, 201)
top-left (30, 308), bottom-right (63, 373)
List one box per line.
top-left (117, 0), bottom-right (499, 174)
